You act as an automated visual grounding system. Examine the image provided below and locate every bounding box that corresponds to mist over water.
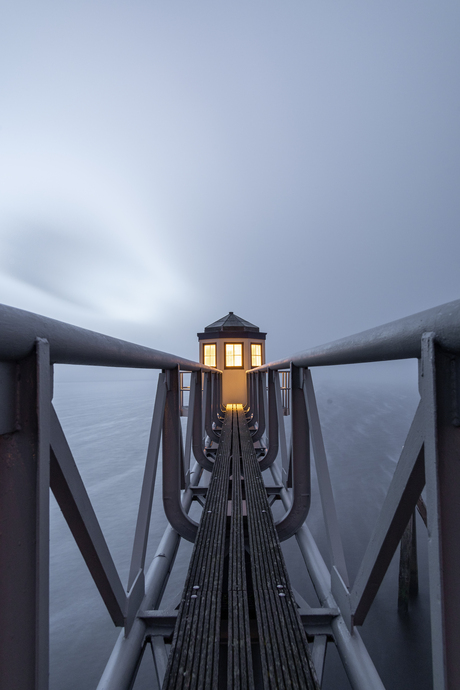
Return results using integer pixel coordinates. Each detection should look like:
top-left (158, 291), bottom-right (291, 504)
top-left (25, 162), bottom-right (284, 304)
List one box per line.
top-left (51, 371), bottom-right (431, 689)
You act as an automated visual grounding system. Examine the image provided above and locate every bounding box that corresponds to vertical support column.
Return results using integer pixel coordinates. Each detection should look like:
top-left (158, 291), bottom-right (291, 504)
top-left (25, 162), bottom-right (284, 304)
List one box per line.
top-left (192, 371), bottom-right (214, 472)
top-left (249, 372), bottom-right (259, 430)
top-left (163, 366), bottom-right (198, 543)
top-left (259, 369), bottom-right (279, 471)
top-left (0, 339), bottom-right (51, 690)
top-left (205, 371), bottom-right (220, 443)
top-left (250, 372), bottom-right (257, 422)
top-left (201, 371), bottom-right (207, 440)
top-left (276, 365), bottom-right (311, 541)
top-left (211, 372), bottom-right (220, 428)
top-left (274, 370), bottom-right (289, 486)
top-left (421, 334), bottom-right (460, 690)
top-left (252, 371), bottom-right (266, 442)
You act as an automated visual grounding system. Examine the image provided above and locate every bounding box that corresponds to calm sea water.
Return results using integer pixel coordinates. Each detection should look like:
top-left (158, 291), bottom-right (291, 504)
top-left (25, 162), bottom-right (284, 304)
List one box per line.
top-left (51, 372), bottom-right (432, 689)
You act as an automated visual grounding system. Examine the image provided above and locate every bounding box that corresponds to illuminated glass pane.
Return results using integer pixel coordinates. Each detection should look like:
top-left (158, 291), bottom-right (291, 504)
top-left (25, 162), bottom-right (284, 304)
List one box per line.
top-left (225, 343), bottom-right (243, 367)
top-left (251, 343), bottom-right (262, 367)
top-left (204, 344), bottom-right (216, 367)
top-left (234, 344), bottom-right (242, 367)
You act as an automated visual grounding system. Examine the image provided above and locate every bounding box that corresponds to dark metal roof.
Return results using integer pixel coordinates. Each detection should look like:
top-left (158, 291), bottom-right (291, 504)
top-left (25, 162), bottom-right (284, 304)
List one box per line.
top-left (197, 312), bottom-right (266, 340)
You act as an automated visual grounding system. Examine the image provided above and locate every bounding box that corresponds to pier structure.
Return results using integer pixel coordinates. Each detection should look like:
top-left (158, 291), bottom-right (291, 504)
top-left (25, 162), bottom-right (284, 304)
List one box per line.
top-left (0, 300), bottom-right (460, 688)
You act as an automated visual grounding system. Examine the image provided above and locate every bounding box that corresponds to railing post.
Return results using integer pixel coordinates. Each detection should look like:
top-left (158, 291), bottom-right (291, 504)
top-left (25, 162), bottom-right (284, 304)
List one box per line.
top-left (276, 364), bottom-right (311, 541)
top-left (259, 369), bottom-right (279, 471)
top-left (0, 338), bottom-right (51, 690)
top-left (421, 333), bottom-right (460, 690)
top-left (247, 372), bottom-right (256, 422)
top-left (304, 368), bottom-right (349, 587)
top-left (211, 372), bottom-right (220, 429)
top-left (252, 372), bottom-right (266, 442)
top-left (162, 366), bottom-right (198, 543)
top-left (273, 370), bottom-right (289, 485)
top-left (192, 370), bottom-right (214, 472)
top-left (249, 372), bottom-right (259, 429)
top-left (205, 371), bottom-right (220, 443)
top-left (128, 372), bottom-right (167, 589)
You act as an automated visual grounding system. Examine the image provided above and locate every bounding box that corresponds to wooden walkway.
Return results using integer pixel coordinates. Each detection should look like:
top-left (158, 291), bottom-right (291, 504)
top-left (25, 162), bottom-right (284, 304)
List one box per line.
top-left (163, 406), bottom-right (319, 690)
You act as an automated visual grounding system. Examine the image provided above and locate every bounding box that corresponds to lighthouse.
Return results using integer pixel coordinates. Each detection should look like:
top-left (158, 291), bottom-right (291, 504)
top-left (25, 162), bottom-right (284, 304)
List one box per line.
top-left (197, 312), bottom-right (266, 405)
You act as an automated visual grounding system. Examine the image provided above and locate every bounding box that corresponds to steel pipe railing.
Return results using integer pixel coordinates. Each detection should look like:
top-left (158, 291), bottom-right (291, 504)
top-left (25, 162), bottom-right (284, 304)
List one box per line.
top-left (3, 298), bottom-right (460, 690)
top-left (0, 304), bottom-right (222, 690)
top-left (245, 299), bottom-right (460, 690)
top-left (0, 302), bottom-right (218, 372)
top-left (249, 298), bottom-right (460, 371)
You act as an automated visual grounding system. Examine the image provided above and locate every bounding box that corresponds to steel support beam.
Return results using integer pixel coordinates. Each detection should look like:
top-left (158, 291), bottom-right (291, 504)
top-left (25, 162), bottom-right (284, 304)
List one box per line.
top-left (276, 365), bottom-right (311, 541)
top-left (274, 369), bottom-right (289, 486)
top-left (259, 369), bottom-right (279, 471)
top-left (0, 339), bottom-right (51, 690)
top-left (97, 462), bottom-right (203, 690)
top-left (128, 373), bottom-right (167, 590)
top-left (304, 368), bottom-right (349, 587)
top-left (422, 334), bottom-right (460, 690)
top-left (162, 367), bottom-right (198, 543)
top-left (192, 371), bottom-right (214, 472)
top-left (252, 371), bottom-right (266, 441)
top-left (204, 371), bottom-right (220, 442)
top-left (50, 406), bottom-right (127, 626)
top-left (347, 403), bottom-right (425, 627)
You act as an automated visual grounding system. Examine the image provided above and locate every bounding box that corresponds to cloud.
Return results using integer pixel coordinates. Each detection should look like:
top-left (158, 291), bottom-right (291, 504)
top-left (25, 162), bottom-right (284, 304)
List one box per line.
top-left (0, 209), bottom-right (195, 324)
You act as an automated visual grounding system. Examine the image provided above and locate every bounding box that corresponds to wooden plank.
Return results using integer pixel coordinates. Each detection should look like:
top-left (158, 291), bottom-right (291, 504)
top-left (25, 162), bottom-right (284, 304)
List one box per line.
top-left (228, 406), bottom-right (255, 690)
top-left (162, 408), bottom-right (232, 690)
top-left (237, 407), bottom-right (319, 690)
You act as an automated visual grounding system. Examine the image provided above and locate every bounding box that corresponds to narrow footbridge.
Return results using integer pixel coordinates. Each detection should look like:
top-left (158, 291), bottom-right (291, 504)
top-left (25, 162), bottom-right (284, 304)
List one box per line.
top-left (162, 405), bottom-right (318, 689)
top-left (1, 300), bottom-right (460, 690)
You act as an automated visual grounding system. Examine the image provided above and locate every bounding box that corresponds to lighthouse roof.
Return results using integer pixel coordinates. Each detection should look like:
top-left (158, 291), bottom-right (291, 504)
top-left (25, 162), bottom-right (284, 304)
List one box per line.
top-left (197, 312), bottom-right (266, 340)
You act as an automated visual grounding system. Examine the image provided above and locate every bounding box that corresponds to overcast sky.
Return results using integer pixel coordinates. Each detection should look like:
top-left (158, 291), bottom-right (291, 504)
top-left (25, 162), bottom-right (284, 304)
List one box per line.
top-left (1, 1), bottom-right (459, 364)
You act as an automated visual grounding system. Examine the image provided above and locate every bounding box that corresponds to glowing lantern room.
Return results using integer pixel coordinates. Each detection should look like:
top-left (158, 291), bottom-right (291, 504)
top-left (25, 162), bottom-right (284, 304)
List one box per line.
top-left (197, 312), bottom-right (266, 405)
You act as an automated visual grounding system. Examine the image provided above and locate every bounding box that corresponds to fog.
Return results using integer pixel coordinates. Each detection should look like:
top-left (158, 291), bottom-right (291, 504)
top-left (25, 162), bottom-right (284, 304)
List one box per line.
top-left (1, 1), bottom-right (459, 368)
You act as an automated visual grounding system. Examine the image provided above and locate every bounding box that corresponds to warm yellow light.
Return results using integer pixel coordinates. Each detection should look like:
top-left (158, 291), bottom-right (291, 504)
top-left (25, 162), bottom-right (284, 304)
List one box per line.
top-left (225, 343), bottom-right (243, 368)
top-left (251, 343), bottom-right (262, 367)
top-left (203, 343), bottom-right (216, 367)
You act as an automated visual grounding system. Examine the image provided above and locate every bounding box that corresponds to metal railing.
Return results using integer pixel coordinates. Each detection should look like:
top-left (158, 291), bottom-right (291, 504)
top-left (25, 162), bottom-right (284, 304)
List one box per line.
top-left (246, 298), bottom-right (460, 690)
top-left (179, 371), bottom-right (191, 416)
top-left (0, 303), bottom-right (222, 690)
top-left (280, 369), bottom-right (290, 415)
top-left (2, 298), bottom-right (460, 689)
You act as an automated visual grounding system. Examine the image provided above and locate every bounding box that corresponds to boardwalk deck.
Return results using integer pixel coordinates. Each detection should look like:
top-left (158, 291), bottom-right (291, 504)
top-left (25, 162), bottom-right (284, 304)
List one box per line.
top-left (162, 405), bottom-right (319, 690)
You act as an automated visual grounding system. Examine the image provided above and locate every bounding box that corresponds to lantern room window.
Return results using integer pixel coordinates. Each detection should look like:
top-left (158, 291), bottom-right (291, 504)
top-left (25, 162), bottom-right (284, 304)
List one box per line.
top-left (203, 343), bottom-right (216, 367)
top-left (225, 343), bottom-right (243, 368)
top-left (251, 343), bottom-right (262, 368)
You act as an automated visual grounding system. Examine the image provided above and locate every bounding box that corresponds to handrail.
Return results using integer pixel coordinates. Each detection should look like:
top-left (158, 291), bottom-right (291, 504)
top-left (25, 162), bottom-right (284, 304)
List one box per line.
top-left (3, 299), bottom-right (460, 689)
top-left (245, 307), bottom-right (460, 689)
top-left (248, 298), bottom-right (460, 371)
top-left (0, 303), bottom-right (220, 372)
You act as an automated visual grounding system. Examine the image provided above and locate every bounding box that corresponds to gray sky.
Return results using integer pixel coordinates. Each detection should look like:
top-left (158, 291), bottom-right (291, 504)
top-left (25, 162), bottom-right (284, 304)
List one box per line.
top-left (1, 1), bottom-right (459, 364)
